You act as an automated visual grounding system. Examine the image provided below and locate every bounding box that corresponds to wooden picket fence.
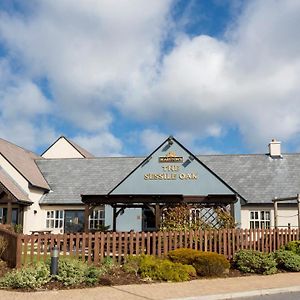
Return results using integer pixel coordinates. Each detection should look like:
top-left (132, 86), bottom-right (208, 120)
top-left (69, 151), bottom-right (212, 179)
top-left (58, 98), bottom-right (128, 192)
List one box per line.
top-left (1, 228), bottom-right (300, 268)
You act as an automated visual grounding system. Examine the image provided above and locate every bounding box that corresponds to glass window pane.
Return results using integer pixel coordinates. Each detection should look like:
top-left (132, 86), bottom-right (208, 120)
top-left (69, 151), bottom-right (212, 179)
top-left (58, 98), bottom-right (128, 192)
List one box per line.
top-left (266, 211), bottom-right (270, 220)
top-left (250, 212), bottom-right (254, 219)
top-left (261, 211), bottom-right (265, 220)
top-left (254, 212), bottom-right (258, 219)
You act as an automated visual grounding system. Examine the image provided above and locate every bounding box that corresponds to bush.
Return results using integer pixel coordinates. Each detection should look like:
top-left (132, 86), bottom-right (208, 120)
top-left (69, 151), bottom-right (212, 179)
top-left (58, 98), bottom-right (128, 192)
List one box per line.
top-left (168, 248), bottom-right (230, 277)
top-left (0, 262), bottom-right (50, 289)
top-left (275, 250), bottom-right (300, 272)
top-left (56, 257), bottom-right (102, 286)
top-left (192, 252), bottom-right (230, 276)
top-left (168, 248), bottom-right (199, 265)
top-left (285, 241), bottom-right (300, 255)
top-left (123, 255), bottom-right (143, 276)
top-left (123, 255), bottom-right (196, 282)
top-left (0, 236), bottom-right (8, 258)
top-left (85, 265), bottom-right (102, 286)
top-left (234, 250), bottom-right (277, 275)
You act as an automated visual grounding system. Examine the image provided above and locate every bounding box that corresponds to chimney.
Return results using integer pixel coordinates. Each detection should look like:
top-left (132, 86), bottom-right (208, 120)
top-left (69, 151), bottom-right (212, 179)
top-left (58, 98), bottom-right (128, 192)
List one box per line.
top-left (268, 139), bottom-right (282, 158)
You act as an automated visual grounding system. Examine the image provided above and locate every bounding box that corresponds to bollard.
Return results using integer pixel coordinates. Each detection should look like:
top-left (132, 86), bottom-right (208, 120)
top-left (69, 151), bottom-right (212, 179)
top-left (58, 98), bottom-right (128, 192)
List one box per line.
top-left (50, 245), bottom-right (59, 275)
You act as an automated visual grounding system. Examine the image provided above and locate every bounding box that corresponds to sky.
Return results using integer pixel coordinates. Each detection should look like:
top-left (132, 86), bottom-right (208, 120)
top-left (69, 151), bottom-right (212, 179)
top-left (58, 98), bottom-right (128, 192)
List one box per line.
top-left (0, 0), bottom-right (300, 157)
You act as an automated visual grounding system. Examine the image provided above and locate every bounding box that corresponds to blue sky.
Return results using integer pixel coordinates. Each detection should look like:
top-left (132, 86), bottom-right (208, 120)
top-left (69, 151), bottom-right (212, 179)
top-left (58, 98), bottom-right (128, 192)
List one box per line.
top-left (0, 0), bottom-right (300, 156)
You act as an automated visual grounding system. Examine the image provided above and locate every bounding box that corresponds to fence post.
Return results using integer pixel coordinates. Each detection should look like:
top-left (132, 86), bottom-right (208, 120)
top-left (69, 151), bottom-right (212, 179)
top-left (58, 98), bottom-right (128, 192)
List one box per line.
top-left (15, 234), bottom-right (22, 268)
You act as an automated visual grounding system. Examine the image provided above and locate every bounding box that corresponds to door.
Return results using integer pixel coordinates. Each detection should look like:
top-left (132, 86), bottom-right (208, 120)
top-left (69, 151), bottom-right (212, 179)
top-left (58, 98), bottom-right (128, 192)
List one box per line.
top-left (142, 208), bottom-right (156, 231)
top-left (64, 210), bottom-right (84, 233)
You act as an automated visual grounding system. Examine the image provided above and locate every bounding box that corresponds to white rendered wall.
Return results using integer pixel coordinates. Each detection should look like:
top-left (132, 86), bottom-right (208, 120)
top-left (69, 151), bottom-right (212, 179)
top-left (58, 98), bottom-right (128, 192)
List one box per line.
top-left (22, 188), bottom-right (45, 234)
top-left (241, 206), bottom-right (299, 229)
top-left (42, 138), bottom-right (84, 159)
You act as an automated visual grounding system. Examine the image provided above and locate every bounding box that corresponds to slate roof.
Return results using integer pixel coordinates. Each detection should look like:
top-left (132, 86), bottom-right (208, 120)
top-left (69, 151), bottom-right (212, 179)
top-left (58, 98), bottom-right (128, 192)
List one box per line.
top-left (36, 157), bottom-right (143, 204)
top-left (36, 153), bottom-right (300, 205)
top-left (0, 138), bottom-right (49, 190)
top-left (200, 154), bottom-right (300, 205)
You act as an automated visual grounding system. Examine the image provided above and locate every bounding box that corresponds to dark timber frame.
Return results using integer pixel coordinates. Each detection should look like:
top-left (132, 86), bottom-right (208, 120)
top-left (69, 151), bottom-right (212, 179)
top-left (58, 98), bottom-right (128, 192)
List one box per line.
top-left (0, 183), bottom-right (32, 226)
top-left (82, 194), bottom-right (237, 232)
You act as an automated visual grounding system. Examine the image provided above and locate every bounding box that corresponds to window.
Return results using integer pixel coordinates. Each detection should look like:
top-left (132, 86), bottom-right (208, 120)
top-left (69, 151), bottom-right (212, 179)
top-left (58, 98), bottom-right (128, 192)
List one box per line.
top-left (89, 208), bottom-right (105, 230)
top-left (46, 210), bottom-right (64, 229)
top-left (250, 210), bottom-right (270, 229)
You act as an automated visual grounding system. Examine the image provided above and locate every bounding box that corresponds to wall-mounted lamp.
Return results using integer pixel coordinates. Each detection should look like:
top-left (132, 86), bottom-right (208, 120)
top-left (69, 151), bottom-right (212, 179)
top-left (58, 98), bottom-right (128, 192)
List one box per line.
top-left (167, 137), bottom-right (173, 145)
top-left (34, 210), bottom-right (37, 215)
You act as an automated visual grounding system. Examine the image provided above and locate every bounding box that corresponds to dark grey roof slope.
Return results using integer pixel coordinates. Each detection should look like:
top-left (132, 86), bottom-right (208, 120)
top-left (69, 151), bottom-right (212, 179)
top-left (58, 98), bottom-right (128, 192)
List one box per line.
top-left (36, 153), bottom-right (300, 205)
top-left (200, 154), bottom-right (300, 204)
top-left (36, 157), bottom-right (143, 204)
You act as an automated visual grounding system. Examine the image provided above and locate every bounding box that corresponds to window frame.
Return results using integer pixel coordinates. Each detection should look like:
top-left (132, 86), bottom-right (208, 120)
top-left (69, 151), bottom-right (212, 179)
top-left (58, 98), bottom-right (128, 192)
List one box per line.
top-left (88, 207), bottom-right (105, 230)
top-left (46, 210), bottom-right (64, 229)
top-left (249, 210), bottom-right (271, 229)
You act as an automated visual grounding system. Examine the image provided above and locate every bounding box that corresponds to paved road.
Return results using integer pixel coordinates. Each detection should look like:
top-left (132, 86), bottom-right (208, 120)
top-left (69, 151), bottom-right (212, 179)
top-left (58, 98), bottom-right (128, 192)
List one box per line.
top-left (235, 291), bottom-right (300, 300)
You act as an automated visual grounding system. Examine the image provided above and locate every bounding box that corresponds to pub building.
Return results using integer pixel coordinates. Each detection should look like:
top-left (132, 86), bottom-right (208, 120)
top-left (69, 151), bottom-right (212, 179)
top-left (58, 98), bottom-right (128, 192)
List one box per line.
top-left (0, 135), bottom-right (299, 234)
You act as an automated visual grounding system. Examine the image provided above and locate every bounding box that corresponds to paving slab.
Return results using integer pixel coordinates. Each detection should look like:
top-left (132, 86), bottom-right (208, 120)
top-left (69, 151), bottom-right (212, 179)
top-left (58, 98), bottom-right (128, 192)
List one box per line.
top-left (1, 272), bottom-right (300, 300)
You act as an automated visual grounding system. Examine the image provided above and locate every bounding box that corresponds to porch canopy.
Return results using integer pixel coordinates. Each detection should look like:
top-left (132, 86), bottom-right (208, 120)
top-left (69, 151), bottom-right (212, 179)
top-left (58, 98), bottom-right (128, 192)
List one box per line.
top-left (82, 193), bottom-right (237, 231)
top-left (0, 177), bottom-right (32, 225)
top-left (81, 136), bottom-right (240, 232)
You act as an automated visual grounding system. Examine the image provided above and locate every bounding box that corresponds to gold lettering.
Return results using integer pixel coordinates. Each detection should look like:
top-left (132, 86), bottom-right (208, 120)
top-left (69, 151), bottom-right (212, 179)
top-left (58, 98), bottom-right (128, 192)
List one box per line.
top-left (179, 173), bottom-right (198, 180)
top-left (162, 165), bottom-right (180, 172)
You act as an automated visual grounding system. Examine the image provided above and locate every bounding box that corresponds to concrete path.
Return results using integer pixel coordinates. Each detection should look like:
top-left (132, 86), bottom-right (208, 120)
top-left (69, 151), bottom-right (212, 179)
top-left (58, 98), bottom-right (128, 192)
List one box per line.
top-left (1, 272), bottom-right (300, 300)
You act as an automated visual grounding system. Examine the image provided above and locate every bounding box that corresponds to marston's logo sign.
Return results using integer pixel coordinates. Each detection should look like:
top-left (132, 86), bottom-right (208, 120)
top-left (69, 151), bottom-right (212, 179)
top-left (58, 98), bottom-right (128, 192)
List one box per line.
top-left (158, 151), bottom-right (183, 163)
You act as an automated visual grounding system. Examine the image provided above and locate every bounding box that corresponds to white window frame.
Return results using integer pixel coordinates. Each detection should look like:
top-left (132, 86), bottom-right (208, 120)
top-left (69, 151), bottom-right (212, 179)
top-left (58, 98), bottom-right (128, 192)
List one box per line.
top-left (88, 208), bottom-right (105, 230)
top-left (46, 210), bottom-right (64, 229)
top-left (250, 210), bottom-right (271, 229)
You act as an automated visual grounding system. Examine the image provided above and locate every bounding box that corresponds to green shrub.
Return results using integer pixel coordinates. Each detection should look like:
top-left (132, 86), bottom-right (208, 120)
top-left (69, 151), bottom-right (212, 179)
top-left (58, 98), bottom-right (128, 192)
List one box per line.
top-left (0, 262), bottom-right (50, 289)
top-left (285, 241), bottom-right (300, 255)
top-left (168, 248), bottom-right (230, 277)
top-left (55, 257), bottom-right (87, 286)
top-left (234, 250), bottom-right (277, 275)
top-left (192, 252), bottom-right (230, 276)
top-left (275, 250), bottom-right (300, 272)
top-left (85, 266), bottom-right (102, 286)
top-left (123, 255), bottom-right (143, 275)
top-left (123, 255), bottom-right (196, 282)
top-left (168, 248), bottom-right (200, 265)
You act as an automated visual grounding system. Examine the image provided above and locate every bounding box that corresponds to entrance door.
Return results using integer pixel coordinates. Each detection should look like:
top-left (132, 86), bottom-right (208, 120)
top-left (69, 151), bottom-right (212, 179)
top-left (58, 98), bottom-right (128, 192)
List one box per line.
top-left (64, 210), bottom-right (84, 233)
top-left (142, 208), bottom-right (156, 231)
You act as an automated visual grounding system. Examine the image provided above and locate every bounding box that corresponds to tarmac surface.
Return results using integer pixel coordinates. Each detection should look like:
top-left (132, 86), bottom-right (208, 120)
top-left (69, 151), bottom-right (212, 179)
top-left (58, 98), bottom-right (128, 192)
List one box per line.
top-left (1, 272), bottom-right (300, 300)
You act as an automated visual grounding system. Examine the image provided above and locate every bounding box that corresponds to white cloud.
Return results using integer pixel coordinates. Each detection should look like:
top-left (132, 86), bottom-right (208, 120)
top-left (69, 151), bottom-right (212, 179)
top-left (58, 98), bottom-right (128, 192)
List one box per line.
top-left (123, 0), bottom-right (300, 151)
top-left (1, 1), bottom-right (300, 153)
top-left (139, 129), bottom-right (168, 153)
top-left (73, 132), bottom-right (122, 156)
top-left (0, 0), bottom-right (172, 132)
top-left (0, 59), bottom-right (56, 150)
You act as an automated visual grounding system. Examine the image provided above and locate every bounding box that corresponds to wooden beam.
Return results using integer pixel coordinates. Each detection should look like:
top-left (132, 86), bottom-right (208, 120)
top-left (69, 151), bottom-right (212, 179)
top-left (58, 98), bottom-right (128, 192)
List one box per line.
top-left (155, 204), bottom-right (161, 230)
top-left (6, 198), bottom-right (12, 225)
top-left (84, 204), bottom-right (89, 233)
top-left (272, 196), bottom-right (298, 202)
top-left (112, 206), bottom-right (117, 232)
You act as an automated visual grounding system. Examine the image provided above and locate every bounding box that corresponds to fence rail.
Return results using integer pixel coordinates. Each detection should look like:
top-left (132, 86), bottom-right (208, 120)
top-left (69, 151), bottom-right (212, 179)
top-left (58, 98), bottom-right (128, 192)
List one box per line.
top-left (1, 228), bottom-right (300, 268)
